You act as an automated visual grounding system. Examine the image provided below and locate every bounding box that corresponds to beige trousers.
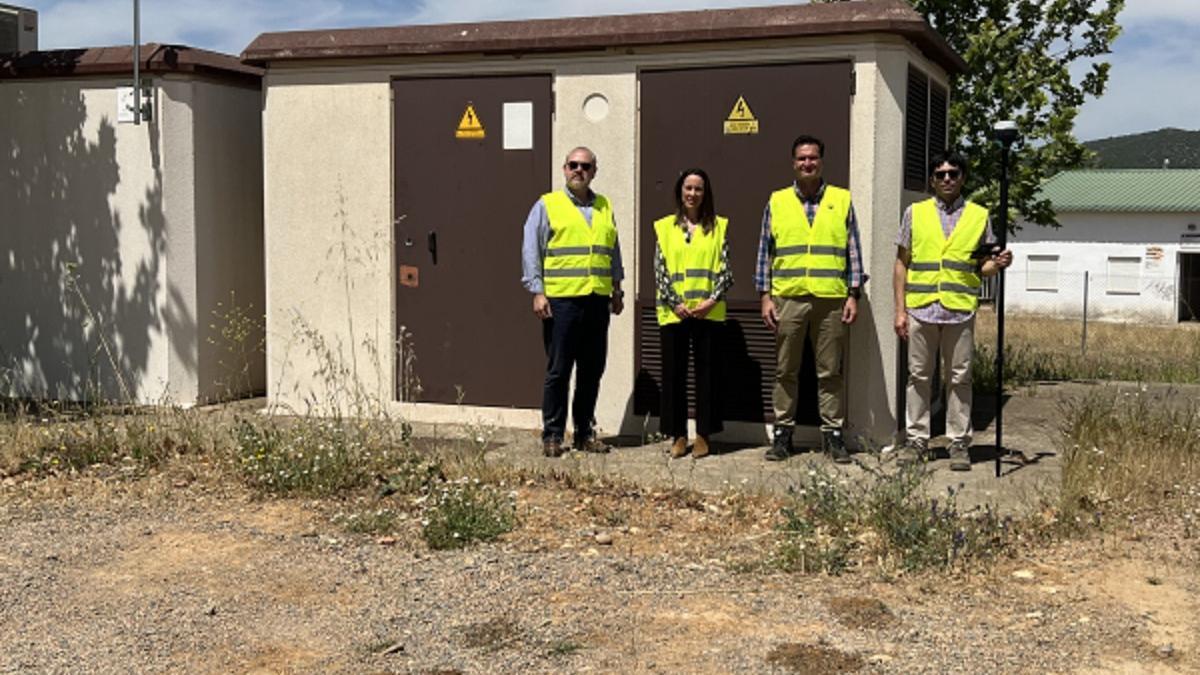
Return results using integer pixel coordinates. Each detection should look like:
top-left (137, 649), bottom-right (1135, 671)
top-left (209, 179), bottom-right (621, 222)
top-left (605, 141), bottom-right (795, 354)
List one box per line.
top-left (906, 315), bottom-right (974, 444)
top-left (772, 296), bottom-right (845, 430)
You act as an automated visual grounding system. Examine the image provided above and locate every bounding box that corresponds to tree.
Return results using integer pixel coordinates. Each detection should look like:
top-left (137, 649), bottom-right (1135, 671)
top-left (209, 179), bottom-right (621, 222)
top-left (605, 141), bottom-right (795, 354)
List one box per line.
top-left (825, 0), bottom-right (1124, 228)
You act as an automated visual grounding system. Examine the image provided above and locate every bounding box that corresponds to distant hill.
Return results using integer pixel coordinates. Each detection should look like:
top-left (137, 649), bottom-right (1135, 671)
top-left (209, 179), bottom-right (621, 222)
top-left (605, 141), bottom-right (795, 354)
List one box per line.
top-left (1085, 128), bottom-right (1200, 168)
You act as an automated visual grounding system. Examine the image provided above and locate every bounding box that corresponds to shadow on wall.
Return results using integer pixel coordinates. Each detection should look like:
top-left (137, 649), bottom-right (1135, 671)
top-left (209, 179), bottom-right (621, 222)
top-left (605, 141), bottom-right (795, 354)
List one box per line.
top-left (0, 81), bottom-right (173, 402)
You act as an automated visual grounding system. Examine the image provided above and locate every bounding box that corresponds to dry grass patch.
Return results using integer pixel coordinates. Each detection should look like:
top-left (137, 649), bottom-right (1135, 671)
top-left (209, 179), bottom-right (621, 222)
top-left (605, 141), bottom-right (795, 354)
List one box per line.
top-left (826, 596), bottom-right (896, 630)
top-left (765, 642), bottom-right (864, 674)
top-left (974, 309), bottom-right (1200, 386)
top-left (1057, 387), bottom-right (1200, 525)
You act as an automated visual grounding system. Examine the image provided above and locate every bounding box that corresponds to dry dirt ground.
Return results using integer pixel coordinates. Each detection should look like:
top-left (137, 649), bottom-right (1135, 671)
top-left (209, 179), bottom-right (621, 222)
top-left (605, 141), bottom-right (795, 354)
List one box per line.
top-left (1, 384), bottom-right (1198, 674)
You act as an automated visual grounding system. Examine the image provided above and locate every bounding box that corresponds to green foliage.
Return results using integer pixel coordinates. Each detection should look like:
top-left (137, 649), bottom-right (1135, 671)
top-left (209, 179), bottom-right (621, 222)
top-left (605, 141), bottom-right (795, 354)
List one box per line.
top-left (232, 416), bottom-right (404, 496)
top-left (421, 478), bottom-right (517, 550)
top-left (19, 411), bottom-right (206, 476)
top-left (773, 462), bottom-right (1013, 574)
top-left (822, 0), bottom-right (1124, 228)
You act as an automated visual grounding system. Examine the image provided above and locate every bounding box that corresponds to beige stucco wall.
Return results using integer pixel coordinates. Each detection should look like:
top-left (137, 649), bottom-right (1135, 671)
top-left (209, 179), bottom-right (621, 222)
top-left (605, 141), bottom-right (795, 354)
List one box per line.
top-left (0, 77), bottom-right (170, 402)
top-left (0, 74), bottom-right (264, 405)
top-left (261, 35), bottom-right (948, 445)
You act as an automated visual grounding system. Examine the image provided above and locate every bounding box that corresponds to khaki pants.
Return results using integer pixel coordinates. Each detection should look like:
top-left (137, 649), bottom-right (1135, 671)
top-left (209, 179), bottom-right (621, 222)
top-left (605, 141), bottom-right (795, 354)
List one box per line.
top-left (905, 315), bottom-right (974, 444)
top-left (772, 295), bottom-right (845, 430)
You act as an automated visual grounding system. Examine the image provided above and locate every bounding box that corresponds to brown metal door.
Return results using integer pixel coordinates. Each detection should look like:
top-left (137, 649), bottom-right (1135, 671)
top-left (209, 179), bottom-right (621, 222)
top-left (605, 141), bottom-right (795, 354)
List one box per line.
top-left (393, 75), bottom-right (551, 407)
top-left (636, 61), bottom-right (853, 422)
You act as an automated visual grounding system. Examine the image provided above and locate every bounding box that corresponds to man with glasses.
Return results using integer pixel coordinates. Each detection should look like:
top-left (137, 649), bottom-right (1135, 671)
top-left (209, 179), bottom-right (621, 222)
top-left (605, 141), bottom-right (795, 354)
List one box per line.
top-left (893, 151), bottom-right (1012, 470)
top-left (758, 135), bottom-right (865, 464)
top-left (521, 146), bottom-right (624, 457)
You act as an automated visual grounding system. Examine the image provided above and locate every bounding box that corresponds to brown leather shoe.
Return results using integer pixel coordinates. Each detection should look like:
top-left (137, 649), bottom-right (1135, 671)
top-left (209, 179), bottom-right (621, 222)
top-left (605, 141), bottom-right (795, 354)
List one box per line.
top-left (692, 435), bottom-right (710, 459)
top-left (573, 436), bottom-right (612, 454)
top-left (670, 436), bottom-right (689, 458)
top-left (542, 438), bottom-right (565, 458)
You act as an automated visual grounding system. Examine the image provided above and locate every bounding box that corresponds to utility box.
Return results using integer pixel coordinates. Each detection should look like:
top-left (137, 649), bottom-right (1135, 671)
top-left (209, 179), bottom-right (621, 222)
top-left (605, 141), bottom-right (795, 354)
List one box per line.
top-left (245, 0), bottom-right (963, 445)
top-left (0, 45), bottom-right (266, 405)
top-left (0, 4), bottom-right (37, 53)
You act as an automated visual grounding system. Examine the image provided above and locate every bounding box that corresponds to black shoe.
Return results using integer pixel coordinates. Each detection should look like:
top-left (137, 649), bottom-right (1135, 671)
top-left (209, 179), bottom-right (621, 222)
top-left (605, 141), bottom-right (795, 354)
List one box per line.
top-left (765, 426), bottom-right (792, 462)
top-left (823, 429), bottom-right (851, 464)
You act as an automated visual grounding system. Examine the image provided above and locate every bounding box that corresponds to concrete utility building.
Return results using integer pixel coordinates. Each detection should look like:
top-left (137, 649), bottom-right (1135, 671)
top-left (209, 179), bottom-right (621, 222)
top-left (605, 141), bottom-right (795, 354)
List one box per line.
top-left (244, 0), bottom-right (963, 445)
top-left (1010, 170), bottom-right (1200, 324)
top-left (0, 45), bottom-right (266, 404)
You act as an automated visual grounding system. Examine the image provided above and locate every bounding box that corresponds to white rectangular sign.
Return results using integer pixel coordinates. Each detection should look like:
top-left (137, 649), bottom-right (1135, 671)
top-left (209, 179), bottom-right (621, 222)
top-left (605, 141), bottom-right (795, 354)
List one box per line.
top-left (502, 101), bottom-right (533, 150)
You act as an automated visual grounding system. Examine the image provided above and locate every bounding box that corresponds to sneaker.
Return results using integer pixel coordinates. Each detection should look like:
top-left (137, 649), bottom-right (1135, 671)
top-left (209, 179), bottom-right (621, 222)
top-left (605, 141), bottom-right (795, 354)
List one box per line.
top-left (765, 426), bottom-right (792, 462)
top-left (823, 429), bottom-right (851, 464)
top-left (948, 441), bottom-right (971, 471)
top-left (896, 438), bottom-right (928, 466)
top-left (542, 438), bottom-right (565, 458)
top-left (573, 434), bottom-right (612, 454)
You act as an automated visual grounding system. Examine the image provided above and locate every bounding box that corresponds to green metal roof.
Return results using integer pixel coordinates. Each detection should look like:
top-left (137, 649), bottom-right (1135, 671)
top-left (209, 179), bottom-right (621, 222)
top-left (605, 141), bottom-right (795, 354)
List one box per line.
top-left (1039, 169), bottom-right (1200, 213)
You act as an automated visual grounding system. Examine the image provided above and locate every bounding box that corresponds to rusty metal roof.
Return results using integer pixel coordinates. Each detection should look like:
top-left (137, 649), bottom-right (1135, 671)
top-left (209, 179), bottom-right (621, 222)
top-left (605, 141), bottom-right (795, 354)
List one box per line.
top-left (0, 44), bottom-right (262, 85)
top-left (242, 0), bottom-right (964, 74)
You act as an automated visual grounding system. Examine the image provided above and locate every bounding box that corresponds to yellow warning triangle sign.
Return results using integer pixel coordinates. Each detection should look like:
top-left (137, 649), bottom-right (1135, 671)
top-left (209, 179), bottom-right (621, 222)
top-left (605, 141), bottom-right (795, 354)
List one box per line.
top-left (724, 95), bottom-right (759, 135)
top-left (456, 103), bottom-right (486, 139)
top-left (727, 95), bottom-right (756, 121)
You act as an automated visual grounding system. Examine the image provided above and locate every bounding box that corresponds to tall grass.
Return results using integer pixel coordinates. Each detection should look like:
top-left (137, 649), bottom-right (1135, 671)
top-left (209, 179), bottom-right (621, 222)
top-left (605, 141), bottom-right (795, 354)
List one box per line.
top-left (973, 310), bottom-right (1200, 387)
top-left (1057, 388), bottom-right (1200, 524)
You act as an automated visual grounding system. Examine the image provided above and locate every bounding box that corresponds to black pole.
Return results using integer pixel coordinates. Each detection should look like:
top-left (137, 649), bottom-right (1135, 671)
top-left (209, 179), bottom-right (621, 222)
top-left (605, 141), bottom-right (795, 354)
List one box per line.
top-left (994, 143), bottom-right (1010, 478)
top-left (133, 0), bottom-right (140, 125)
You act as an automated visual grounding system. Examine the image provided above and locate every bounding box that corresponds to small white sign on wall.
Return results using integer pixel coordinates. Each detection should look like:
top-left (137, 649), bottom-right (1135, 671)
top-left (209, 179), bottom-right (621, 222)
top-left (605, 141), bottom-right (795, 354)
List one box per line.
top-left (116, 85), bottom-right (153, 124)
top-left (502, 101), bottom-right (533, 150)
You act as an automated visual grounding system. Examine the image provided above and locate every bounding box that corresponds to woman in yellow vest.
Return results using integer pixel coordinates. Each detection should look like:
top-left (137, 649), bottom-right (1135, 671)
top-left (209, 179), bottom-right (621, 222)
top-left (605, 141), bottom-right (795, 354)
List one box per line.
top-left (653, 169), bottom-right (733, 458)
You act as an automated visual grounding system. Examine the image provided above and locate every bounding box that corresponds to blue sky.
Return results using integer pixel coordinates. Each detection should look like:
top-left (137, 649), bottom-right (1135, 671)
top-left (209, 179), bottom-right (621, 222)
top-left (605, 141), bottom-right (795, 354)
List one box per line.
top-left (18, 0), bottom-right (1200, 141)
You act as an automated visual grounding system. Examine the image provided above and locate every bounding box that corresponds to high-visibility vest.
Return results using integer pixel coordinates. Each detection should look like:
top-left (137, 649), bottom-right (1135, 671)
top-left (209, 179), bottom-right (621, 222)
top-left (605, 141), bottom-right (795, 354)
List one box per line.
top-left (905, 198), bottom-right (988, 312)
top-left (769, 185), bottom-right (851, 298)
top-left (541, 191), bottom-right (617, 298)
top-left (653, 215), bottom-right (729, 326)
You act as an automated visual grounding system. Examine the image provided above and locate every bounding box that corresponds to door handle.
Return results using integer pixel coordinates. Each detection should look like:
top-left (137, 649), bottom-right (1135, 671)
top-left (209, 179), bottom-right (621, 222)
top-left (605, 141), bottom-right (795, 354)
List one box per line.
top-left (428, 231), bottom-right (438, 265)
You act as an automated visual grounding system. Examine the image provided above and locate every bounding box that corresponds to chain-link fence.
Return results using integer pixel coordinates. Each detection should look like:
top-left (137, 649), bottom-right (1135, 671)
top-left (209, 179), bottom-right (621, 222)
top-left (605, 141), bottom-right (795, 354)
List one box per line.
top-left (974, 270), bottom-right (1200, 385)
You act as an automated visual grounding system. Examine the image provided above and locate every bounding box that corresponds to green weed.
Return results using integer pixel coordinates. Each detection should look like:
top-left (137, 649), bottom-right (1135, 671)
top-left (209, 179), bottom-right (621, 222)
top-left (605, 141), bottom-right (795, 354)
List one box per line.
top-left (422, 478), bottom-right (517, 550)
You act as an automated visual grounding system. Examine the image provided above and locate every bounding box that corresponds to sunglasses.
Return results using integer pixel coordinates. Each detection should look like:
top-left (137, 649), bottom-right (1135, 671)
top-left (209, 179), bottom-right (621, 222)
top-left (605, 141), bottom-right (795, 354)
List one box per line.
top-left (933, 169), bottom-right (962, 180)
top-left (567, 161), bottom-right (594, 171)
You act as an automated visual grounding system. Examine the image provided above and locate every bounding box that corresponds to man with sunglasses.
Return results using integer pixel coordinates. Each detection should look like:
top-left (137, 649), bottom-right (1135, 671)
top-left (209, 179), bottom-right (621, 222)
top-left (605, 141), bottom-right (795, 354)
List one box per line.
top-left (758, 135), bottom-right (866, 464)
top-left (893, 151), bottom-right (1012, 470)
top-left (521, 146), bottom-right (625, 458)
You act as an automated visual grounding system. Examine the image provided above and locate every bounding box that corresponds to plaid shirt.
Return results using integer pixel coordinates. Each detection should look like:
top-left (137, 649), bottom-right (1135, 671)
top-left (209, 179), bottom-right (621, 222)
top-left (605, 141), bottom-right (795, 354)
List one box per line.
top-left (753, 181), bottom-right (866, 294)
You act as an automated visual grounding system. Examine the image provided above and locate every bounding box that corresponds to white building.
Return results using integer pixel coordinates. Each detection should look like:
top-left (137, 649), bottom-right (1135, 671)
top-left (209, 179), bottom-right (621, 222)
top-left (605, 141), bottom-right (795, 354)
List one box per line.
top-left (1008, 169), bottom-right (1200, 324)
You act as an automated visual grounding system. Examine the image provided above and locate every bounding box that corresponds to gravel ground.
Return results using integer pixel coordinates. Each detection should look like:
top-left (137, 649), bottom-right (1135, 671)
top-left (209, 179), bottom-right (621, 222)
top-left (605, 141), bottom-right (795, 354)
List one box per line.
top-left (1, 469), bottom-right (1196, 675)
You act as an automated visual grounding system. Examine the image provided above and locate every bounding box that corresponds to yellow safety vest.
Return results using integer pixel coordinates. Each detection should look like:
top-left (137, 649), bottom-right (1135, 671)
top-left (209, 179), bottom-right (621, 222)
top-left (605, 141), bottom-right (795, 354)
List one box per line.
top-left (653, 215), bottom-right (729, 326)
top-left (541, 191), bottom-right (617, 298)
top-left (769, 185), bottom-right (851, 298)
top-left (906, 198), bottom-right (988, 312)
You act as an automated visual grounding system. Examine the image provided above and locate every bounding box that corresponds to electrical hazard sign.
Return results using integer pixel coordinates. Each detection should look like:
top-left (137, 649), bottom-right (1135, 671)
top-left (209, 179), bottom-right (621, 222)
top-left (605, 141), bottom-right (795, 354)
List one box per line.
top-left (456, 103), bottom-right (486, 139)
top-left (723, 95), bottom-right (759, 135)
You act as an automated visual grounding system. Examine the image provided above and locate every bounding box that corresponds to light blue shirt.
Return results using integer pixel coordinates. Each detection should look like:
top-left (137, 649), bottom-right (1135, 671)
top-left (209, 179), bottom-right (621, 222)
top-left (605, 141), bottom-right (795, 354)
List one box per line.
top-left (521, 188), bottom-right (625, 295)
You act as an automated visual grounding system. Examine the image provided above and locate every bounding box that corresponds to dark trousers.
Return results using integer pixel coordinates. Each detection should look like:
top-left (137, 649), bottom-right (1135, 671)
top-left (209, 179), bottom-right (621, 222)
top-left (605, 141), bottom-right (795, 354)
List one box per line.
top-left (542, 294), bottom-right (610, 442)
top-left (659, 319), bottom-right (723, 438)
